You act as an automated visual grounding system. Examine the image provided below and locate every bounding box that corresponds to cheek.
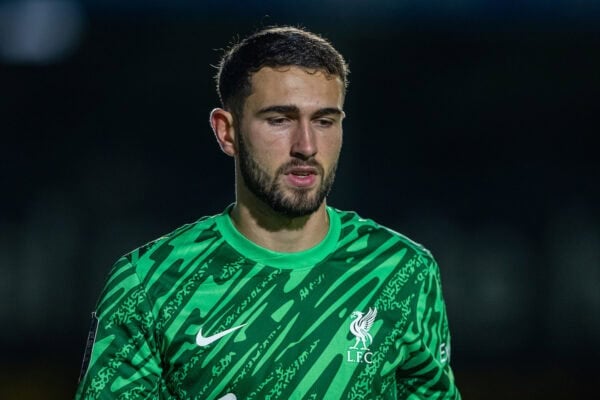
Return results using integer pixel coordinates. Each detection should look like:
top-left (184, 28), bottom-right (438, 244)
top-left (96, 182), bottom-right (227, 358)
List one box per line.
top-left (244, 136), bottom-right (287, 170)
top-left (246, 121), bottom-right (291, 148)
top-left (320, 134), bottom-right (343, 161)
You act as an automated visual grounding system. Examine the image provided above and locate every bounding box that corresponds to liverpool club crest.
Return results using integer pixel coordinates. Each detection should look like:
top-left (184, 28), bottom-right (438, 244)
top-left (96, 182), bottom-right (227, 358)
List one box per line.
top-left (347, 307), bottom-right (377, 364)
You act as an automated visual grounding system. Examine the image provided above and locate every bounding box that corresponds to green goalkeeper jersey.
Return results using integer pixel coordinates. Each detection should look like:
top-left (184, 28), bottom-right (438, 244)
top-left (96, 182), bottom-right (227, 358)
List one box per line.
top-left (75, 206), bottom-right (460, 399)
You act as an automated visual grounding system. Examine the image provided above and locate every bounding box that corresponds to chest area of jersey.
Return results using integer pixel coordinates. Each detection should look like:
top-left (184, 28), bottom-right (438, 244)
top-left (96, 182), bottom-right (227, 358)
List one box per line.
top-left (157, 259), bottom-right (420, 398)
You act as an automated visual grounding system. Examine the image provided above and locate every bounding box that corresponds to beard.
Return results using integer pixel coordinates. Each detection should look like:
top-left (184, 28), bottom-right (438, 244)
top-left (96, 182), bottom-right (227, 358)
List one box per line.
top-left (237, 132), bottom-right (337, 218)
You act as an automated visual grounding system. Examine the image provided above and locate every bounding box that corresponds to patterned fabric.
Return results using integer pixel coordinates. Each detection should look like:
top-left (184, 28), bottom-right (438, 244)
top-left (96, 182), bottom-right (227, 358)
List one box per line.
top-left (75, 206), bottom-right (460, 399)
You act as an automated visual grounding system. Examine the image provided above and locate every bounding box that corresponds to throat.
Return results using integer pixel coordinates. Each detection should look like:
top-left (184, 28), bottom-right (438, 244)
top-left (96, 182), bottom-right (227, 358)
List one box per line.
top-left (229, 200), bottom-right (329, 253)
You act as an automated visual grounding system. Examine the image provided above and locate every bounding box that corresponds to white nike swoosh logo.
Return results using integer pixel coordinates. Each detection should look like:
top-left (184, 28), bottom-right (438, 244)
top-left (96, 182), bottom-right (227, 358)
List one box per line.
top-left (218, 394), bottom-right (236, 400)
top-left (196, 323), bottom-right (247, 347)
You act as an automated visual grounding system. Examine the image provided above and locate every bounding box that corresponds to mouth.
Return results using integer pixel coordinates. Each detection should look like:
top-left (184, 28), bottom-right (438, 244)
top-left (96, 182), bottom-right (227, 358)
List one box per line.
top-left (283, 166), bottom-right (319, 187)
top-left (285, 166), bottom-right (318, 177)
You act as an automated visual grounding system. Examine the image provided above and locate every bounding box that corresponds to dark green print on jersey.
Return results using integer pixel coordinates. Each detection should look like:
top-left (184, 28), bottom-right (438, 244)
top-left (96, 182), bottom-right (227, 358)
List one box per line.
top-left (75, 206), bottom-right (460, 399)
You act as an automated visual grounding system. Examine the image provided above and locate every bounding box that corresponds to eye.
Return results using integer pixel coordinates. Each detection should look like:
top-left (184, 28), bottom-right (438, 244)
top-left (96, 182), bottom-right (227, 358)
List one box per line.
top-left (267, 117), bottom-right (290, 126)
top-left (315, 118), bottom-right (334, 128)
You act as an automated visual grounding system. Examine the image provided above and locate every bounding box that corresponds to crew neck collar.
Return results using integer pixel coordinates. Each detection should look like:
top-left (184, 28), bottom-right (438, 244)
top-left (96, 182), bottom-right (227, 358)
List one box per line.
top-left (215, 204), bottom-right (341, 269)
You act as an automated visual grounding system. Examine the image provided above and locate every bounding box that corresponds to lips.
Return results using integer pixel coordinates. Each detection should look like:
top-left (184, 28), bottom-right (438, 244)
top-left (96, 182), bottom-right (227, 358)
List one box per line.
top-left (284, 166), bottom-right (318, 187)
top-left (285, 166), bottom-right (318, 176)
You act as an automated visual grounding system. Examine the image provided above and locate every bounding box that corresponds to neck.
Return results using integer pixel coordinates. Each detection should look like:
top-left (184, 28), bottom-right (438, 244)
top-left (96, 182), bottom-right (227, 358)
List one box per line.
top-left (230, 193), bottom-right (330, 253)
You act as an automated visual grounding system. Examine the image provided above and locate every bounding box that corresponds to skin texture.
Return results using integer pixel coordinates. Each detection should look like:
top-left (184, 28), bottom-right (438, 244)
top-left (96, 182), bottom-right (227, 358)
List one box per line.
top-left (211, 66), bottom-right (345, 252)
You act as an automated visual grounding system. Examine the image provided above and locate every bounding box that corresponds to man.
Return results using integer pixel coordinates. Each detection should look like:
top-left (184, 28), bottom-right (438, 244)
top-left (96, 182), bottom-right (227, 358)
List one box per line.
top-left (75, 26), bottom-right (461, 399)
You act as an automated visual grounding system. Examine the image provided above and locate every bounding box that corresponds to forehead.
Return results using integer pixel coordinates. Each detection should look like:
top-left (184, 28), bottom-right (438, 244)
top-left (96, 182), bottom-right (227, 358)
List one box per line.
top-left (245, 66), bottom-right (344, 111)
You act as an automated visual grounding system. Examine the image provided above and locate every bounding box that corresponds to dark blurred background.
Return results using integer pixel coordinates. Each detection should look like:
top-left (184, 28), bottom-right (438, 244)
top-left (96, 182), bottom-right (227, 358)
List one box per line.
top-left (1, 0), bottom-right (599, 398)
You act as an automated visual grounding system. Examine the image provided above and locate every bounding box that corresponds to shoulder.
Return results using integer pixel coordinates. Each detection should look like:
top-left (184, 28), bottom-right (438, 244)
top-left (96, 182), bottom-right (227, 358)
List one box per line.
top-left (96, 211), bottom-right (226, 312)
top-left (330, 207), bottom-right (436, 263)
top-left (116, 211), bottom-right (225, 277)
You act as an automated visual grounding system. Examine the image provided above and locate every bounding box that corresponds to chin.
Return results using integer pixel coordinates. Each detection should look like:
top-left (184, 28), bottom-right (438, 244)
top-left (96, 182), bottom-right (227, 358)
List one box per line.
top-left (273, 196), bottom-right (324, 218)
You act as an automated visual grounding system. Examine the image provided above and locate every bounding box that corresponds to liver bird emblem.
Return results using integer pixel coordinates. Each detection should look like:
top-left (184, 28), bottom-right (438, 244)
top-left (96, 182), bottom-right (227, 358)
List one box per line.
top-left (349, 307), bottom-right (377, 350)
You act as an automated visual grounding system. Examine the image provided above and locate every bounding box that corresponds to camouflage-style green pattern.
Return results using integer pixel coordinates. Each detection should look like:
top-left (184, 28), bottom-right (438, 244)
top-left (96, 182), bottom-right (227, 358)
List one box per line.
top-left (75, 206), bottom-right (460, 399)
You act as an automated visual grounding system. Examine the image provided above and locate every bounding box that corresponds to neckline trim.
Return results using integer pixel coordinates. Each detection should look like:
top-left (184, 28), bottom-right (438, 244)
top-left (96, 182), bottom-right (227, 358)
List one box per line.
top-left (215, 204), bottom-right (341, 269)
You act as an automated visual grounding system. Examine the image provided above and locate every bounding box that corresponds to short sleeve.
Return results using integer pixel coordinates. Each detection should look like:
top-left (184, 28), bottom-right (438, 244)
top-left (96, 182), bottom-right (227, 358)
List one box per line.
top-left (74, 257), bottom-right (163, 399)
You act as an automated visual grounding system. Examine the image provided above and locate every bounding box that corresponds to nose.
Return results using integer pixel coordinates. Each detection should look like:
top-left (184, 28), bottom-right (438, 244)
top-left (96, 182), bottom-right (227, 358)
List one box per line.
top-left (290, 120), bottom-right (317, 160)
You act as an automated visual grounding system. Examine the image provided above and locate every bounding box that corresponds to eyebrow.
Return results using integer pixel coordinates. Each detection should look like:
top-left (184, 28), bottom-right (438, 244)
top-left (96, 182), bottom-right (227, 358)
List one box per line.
top-left (256, 105), bottom-right (344, 118)
top-left (313, 107), bottom-right (344, 118)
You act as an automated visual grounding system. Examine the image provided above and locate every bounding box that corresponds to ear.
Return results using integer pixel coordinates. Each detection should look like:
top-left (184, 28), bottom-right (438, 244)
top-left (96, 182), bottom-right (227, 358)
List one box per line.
top-left (210, 108), bottom-right (236, 157)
